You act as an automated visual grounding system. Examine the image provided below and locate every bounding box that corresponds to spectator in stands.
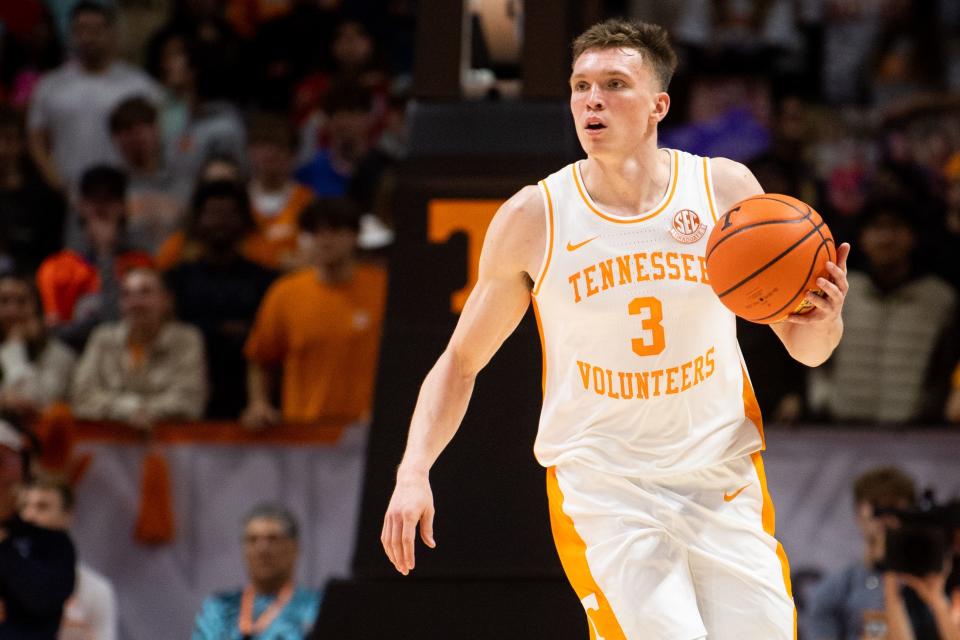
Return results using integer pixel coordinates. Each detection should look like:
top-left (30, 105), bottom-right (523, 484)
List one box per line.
top-left (166, 181), bottom-right (277, 419)
top-left (145, 0), bottom-right (248, 104)
top-left (71, 267), bottom-right (206, 430)
top-left (0, 414), bottom-right (76, 639)
top-left (870, 3), bottom-right (946, 109)
top-left (809, 196), bottom-right (958, 423)
top-left (191, 503), bottom-right (321, 640)
top-left (108, 96), bottom-right (192, 254)
top-left (0, 106), bottom-right (65, 275)
top-left (242, 197), bottom-right (386, 428)
top-left (294, 83), bottom-right (375, 199)
top-left (292, 17), bottom-right (389, 130)
top-left (936, 151), bottom-right (960, 291)
top-left (36, 166), bottom-right (153, 351)
top-left (250, 0), bottom-right (341, 112)
top-left (0, 1), bottom-right (63, 108)
top-left (145, 31), bottom-right (246, 186)
top-left (26, 1), bottom-right (162, 195)
top-left (0, 274), bottom-right (75, 420)
top-left (19, 477), bottom-right (117, 640)
top-left (883, 561), bottom-right (960, 640)
top-left (246, 112), bottom-right (315, 270)
top-left (805, 466), bottom-right (936, 639)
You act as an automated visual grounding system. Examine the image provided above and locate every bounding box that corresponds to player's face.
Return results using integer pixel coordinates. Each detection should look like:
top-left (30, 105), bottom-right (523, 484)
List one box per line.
top-left (570, 47), bottom-right (669, 158)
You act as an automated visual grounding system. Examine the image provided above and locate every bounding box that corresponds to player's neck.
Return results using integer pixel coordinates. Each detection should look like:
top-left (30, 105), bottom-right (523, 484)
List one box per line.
top-left (581, 147), bottom-right (670, 215)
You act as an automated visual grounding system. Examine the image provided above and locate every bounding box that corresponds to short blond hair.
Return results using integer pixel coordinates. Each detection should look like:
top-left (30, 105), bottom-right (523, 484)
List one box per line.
top-left (572, 18), bottom-right (678, 90)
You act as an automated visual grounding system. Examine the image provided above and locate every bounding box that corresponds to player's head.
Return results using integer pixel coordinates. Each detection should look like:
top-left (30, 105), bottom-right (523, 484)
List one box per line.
top-left (20, 477), bottom-right (75, 531)
top-left (569, 19), bottom-right (677, 156)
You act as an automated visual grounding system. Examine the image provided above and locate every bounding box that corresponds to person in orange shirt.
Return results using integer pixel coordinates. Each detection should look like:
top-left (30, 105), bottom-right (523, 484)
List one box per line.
top-left (35, 166), bottom-right (152, 351)
top-left (242, 197), bottom-right (386, 427)
top-left (159, 116), bottom-right (316, 272)
top-left (246, 112), bottom-right (315, 270)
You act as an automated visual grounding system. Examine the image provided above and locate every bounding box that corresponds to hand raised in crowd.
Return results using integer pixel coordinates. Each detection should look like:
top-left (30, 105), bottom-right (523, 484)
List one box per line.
top-left (240, 401), bottom-right (282, 430)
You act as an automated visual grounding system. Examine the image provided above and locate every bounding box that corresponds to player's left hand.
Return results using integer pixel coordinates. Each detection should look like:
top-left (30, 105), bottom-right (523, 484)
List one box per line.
top-left (783, 242), bottom-right (850, 325)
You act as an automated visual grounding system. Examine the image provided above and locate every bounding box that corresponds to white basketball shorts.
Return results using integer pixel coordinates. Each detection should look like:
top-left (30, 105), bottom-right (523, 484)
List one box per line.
top-left (546, 453), bottom-right (796, 640)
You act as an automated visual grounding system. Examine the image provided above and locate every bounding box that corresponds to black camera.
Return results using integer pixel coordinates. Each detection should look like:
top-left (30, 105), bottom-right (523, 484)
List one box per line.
top-left (878, 496), bottom-right (960, 577)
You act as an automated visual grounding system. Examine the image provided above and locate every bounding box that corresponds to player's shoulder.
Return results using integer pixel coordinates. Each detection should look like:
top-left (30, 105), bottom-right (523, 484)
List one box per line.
top-left (480, 185), bottom-right (546, 274)
top-left (708, 156), bottom-right (754, 183)
top-left (499, 184), bottom-right (545, 221)
top-left (485, 185), bottom-right (545, 240)
top-left (706, 156), bottom-right (762, 212)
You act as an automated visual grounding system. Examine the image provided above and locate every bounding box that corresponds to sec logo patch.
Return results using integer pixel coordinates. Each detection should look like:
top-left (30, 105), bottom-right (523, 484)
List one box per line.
top-left (669, 209), bottom-right (706, 244)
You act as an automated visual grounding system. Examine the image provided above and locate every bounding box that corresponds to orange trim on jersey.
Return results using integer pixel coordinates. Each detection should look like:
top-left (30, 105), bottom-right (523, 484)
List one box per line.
top-left (703, 157), bottom-right (719, 223)
top-left (742, 366), bottom-right (765, 449)
top-left (546, 467), bottom-right (627, 640)
top-left (572, 150), bottom-right (678, 224)
top-left (532, 299), bottom-right (547, 395)
top-left (532, 180), bottom-right (556, 297)
top-left (751, 452), bottom-right (797, 639)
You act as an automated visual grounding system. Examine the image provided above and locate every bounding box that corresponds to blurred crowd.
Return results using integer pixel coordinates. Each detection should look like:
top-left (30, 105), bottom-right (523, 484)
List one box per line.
top-left (0, 0), bottom-right (406, 435)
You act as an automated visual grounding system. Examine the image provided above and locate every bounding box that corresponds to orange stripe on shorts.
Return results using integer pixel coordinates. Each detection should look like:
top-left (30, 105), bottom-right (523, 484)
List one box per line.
top-left (546, 467), bottom-right (627, 640)
top-left (751, 452), bottom-right (797, 639)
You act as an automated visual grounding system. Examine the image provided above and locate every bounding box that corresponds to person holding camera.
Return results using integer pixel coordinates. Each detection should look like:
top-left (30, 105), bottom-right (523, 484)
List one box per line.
top-left (806, 466), bottom-right (929, 639)
top-left (882, 513), bottom-right (960, 640)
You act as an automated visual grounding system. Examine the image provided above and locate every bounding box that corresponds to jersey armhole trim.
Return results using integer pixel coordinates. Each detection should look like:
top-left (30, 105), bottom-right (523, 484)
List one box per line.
top-left (532, 179), bottom-right (555, 297)
top-left (703, 156), bottom-right (719, 223)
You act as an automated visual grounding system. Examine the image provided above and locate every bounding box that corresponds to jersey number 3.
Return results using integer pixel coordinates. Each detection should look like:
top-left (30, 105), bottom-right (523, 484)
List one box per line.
top-left (628, 296), bottom-right (665, 356)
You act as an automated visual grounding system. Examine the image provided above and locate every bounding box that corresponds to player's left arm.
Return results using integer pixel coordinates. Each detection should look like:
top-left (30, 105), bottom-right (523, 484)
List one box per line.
top-left (710, 157), bottom-right (849, 367)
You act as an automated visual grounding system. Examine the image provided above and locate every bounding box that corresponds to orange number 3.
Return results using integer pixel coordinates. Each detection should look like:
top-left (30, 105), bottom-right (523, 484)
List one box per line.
top-left (628, 296), bottom-right (665, 356)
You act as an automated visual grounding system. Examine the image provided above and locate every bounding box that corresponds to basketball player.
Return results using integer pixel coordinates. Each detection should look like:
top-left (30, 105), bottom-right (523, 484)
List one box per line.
top-left (382, 18), bottom-right (850, 640)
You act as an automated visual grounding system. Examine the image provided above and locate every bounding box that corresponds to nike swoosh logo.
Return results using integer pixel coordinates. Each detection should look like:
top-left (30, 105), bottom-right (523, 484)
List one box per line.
top-left (723, 483), bottom-right (750, 502)
top-left (566, 236), bottom-right (599, 252)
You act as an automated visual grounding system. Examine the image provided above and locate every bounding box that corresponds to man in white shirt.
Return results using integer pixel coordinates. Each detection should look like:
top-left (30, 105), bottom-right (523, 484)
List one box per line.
top-left (20, 477), bottom-right (117, 640)
top-left (27, 1), bottom-right (162, 194)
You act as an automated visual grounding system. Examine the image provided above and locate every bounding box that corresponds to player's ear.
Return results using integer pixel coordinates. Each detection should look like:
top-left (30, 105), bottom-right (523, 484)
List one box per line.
top-left (651, 92), bottom-right (670, 123)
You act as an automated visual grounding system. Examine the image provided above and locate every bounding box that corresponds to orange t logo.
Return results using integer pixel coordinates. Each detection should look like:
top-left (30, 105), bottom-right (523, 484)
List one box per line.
top-left (427, 199), bottom-right (501, 313)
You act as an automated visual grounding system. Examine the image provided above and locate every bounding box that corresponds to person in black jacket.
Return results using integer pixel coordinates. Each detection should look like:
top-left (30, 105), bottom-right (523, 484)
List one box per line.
top-left (0, 414), bottom-right (75, 639)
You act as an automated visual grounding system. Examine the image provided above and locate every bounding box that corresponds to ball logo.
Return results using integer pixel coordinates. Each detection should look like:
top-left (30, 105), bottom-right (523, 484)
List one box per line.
top-left (669, 209), bottom-right (706, 244)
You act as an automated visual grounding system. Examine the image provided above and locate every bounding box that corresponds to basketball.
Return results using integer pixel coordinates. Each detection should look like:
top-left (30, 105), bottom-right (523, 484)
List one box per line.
top-left (705, 194), bottom-right (835, 324)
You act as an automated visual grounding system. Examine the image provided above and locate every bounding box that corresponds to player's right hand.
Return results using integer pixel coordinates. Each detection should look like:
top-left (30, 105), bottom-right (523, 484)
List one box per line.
top-left (381, 470), bottom-right (436, 575)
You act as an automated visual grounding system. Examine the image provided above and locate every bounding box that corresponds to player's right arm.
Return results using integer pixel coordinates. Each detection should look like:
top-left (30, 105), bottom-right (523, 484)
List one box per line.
top-left (381, 185), bottom-right (545, 575)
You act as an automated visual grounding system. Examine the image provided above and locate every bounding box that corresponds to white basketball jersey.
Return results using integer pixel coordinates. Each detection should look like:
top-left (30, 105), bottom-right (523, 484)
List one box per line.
top-left (531, 149), bottom-right (764, 476)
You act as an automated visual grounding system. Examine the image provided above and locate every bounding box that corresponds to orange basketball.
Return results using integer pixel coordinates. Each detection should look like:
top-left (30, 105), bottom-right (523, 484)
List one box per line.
top-left (705, 194), bottom-right (835, 324)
